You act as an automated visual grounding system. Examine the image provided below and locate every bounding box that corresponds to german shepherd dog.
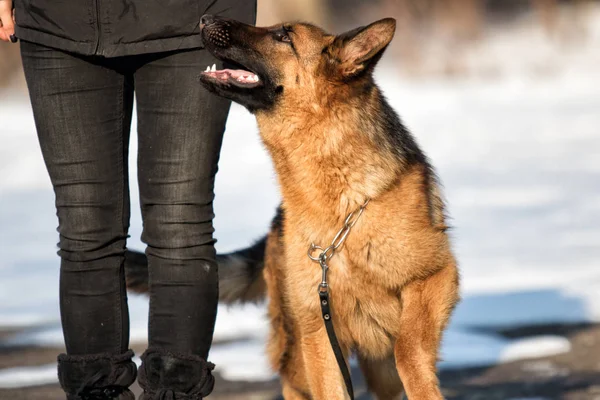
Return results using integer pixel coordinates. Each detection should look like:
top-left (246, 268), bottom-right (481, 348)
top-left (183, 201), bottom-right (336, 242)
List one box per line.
top-left (126, 15), bottom-right (460, 400)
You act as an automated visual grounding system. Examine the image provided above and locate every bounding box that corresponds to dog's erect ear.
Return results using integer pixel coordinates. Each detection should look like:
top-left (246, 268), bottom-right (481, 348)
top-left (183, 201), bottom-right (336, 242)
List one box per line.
top-left (335, 18), bottom-right (396, 78)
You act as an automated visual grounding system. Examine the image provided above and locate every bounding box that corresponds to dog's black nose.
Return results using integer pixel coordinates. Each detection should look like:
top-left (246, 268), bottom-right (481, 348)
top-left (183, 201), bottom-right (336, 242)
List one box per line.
top-left (200, 14), bottom-right (231, 48)
top-left (200, 14), bottom-right (215, 27)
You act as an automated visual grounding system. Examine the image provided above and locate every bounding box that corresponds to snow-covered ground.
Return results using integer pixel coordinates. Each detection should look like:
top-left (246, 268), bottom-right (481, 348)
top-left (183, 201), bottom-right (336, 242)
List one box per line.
top-left (1, 8), bottom-right (600, 388)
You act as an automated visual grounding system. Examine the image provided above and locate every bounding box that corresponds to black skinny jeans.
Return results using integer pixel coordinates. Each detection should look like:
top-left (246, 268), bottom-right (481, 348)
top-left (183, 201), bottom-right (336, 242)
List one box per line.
top-left (20, 41), bottom-right (230, 359)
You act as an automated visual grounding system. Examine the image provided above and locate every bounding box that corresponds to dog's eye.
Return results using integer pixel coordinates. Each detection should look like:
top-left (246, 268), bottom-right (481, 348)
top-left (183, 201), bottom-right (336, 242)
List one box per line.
top-left (274, 32), bottom-right (291, 43)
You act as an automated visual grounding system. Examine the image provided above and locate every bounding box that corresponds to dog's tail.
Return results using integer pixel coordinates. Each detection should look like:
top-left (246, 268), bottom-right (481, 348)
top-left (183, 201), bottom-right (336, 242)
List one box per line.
top-left (125, 237), bottom-right (268, 305)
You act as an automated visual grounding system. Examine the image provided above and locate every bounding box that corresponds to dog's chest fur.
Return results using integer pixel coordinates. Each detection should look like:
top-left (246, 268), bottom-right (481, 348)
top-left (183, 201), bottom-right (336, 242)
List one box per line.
top-left (283, 237), bottom-right (402, 359)
top-left (331, 257), bottom-right (404, 358)
top-left (281, 175), bottom-right (448, 359)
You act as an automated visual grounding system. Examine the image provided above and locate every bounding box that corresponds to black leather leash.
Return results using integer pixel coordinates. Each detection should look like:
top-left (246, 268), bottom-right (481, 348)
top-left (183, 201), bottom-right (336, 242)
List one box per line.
top-left (318, 284), bottom-right (354, 399)
top-left (307, 199), bottom-right (369, 399)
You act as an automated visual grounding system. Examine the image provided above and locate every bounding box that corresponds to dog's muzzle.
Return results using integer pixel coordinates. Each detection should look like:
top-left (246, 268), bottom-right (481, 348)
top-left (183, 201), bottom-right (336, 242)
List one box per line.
top-left (200, 14), bottom-right (231, 48)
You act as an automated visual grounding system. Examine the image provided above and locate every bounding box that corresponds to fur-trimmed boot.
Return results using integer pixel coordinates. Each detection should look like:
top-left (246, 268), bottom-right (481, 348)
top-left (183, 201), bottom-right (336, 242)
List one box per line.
top-left (138, 348), bottom-right (215, 399)
top-left (57, 350), bottom-right (137, 400)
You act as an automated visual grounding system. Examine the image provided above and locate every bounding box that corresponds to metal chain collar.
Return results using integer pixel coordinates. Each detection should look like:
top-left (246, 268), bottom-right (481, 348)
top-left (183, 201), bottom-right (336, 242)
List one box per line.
top-left (307, 198), bottom-right (370, 293)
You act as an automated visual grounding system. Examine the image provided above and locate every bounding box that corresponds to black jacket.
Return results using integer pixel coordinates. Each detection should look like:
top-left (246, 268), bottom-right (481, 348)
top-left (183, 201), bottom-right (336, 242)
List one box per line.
top-left (14, 0), bottom-right (256, 57)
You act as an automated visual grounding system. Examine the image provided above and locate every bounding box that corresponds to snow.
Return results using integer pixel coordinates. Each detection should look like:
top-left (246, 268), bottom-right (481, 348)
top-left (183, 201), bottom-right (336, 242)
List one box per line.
top-left (500, 336), bottom-right (571, 363)
top-left (210, 339), bottom-right (275, 381)
top-left (438, 332), bottom-right (571, 369)
top-left (0, 364), bottom-right (57, 389)
top-left (1, 7), bottom-right (600, 387)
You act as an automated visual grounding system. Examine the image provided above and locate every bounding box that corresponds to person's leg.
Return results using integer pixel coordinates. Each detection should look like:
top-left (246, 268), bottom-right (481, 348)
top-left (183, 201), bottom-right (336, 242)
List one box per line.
top-left (20, 41), bottom-right (137, 399)
top-left (134, 47), bottom-right (231, 398)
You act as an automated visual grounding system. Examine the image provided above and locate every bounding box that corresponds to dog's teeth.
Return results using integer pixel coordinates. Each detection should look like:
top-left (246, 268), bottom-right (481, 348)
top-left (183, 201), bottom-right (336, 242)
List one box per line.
top-left (205, 66), bottom-right (210, 72)
top-left (211, 64), bottom-right (216, 72)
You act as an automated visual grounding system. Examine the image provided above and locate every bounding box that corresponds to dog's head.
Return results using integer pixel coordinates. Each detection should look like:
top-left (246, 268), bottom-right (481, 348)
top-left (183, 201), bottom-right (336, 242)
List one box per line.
top-left (198, 15), bottom-right (396, 113)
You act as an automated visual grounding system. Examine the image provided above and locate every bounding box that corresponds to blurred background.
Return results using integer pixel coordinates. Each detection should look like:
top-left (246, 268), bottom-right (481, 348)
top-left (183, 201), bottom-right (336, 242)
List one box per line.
top-left (1, 0), bottom-right (599, 399)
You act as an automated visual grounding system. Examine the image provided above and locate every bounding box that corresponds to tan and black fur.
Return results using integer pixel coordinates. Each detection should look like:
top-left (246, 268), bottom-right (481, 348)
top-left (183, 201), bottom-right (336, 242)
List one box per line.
top-left (127, 15), bottom-right (460, 400)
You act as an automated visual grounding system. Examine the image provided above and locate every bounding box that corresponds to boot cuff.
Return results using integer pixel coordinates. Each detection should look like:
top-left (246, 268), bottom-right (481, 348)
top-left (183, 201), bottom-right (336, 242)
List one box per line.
top-left (138, 348), bottom-right (215, 399)
top-left (58, 349), bottom-right (137, 398)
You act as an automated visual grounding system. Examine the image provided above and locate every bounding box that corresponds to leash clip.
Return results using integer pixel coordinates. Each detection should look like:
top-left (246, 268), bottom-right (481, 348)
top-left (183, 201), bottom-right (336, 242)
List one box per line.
top-left (308, 243), bottom-right (332, 293)
top-left (318, 258), bottom-right (329, 293)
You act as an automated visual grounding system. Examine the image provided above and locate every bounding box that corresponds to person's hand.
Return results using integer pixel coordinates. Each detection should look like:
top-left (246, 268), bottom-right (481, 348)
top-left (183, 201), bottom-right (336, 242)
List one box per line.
top-left (0, 0), bottom-right (15, 42)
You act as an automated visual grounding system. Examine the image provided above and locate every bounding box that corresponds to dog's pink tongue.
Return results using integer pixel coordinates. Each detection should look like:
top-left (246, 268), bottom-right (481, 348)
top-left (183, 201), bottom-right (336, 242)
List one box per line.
top-left (209, 68), bottom-right (260, 83)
